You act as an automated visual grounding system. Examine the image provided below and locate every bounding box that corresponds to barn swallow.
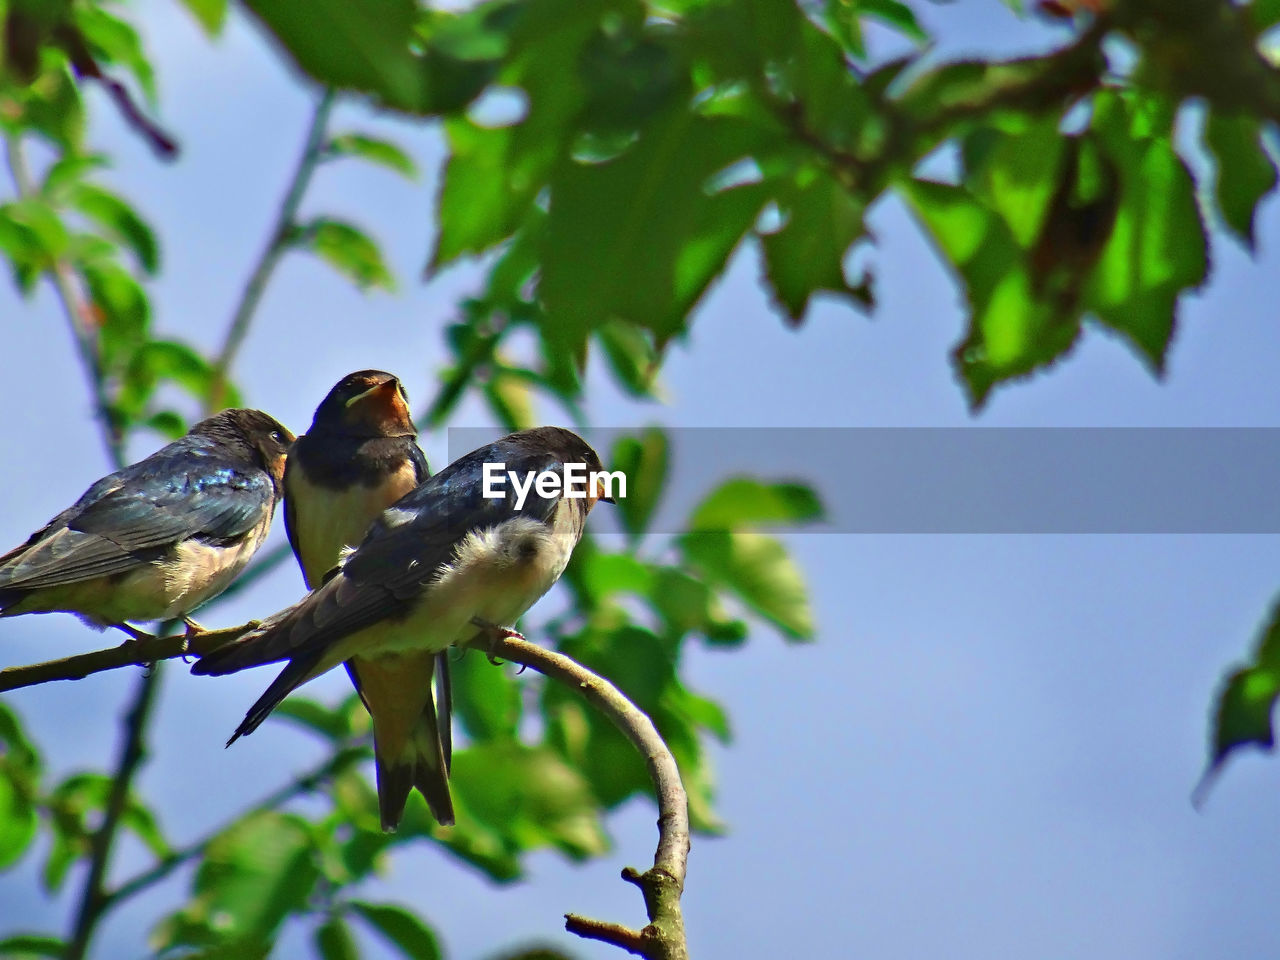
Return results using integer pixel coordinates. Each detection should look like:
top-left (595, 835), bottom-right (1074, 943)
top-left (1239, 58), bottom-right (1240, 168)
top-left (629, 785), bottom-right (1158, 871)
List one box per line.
top-left (283, 370), bottom-right (454, 826)
top-left (0, 408), bottom-right (293, 637)
top-left (194, 426), bottom-right (615, 831)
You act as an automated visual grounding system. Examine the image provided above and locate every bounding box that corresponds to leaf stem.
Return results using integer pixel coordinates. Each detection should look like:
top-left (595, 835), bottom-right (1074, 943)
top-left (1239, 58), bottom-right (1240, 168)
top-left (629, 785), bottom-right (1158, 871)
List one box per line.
top-left (206, 87), bottom-right (336, 413)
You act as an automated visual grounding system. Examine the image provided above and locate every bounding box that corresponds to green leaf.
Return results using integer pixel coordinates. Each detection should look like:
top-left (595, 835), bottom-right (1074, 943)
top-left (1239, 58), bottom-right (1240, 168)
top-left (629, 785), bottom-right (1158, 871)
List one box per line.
top-left (545, 679), bottom-right (653, 808)
top-left (1, 198), bottom-right (70, 263)
top-left (903, 177), bottom-right (1075, 408)
top-left (349, 902), bottom-right (441, 960)
top-left (761, 169), bottom-right (869, 323)
top-left (82, 262), bottom-right (149, 370)
top-left (38, 772), bottom-right (167, 881)
top-left (689, 478), bottom-right (823, 531)
top-left (545, 623), bottom-right (724, 829)
top-left (680, 532), bottom-right (814, 638)
top-left (1252, 0), bottom-right (1280, 29)
top-left (116, 340), bottom-right (222, 423)
top-left (574, 547), bottom-right (654, 603)
top-left (822, 0), bottom-right (866, 58)
top-left (143, 410), bottom-right (188, 440)
top-left (1084, 91), bottom-right (1208, 372)
top-left (299, 218), bottom-right (395, 291)
top-left (177, 0), bottom-right (229, 35)
top-left (41, 835), bottom-right (78, 894)
top-left (327, 133), bottom-right (417, 178)
top-left (71, 183), bottom-right (159, 273)
top-left (650, 567), bottom-right (748, 646)
top-left (451, 649), bottom-right (521, 742)
top-left (0, 935), bottom-right (64, 959)
top-left (151, 811), bottom-right (319, 951)
top-left (121, 799), bottom-right (170, 858)
top-left (859, 0), bottom-right (928, 43)
top-left (1200, 597), bottom-right (1280, 798)
top-left (0, 776), bottom-right (37, 870)
top-left (329, 765), bottom-right (383, 837)
top-left (431, 119), bottom-right (548, 268)
top-left (448, 742), bottom-right (608, 860)
top-left (428, 0), bottom-right (607, 269)
top-left (610, 428), bottom-right (668, 538)
top-left (963, 118), bottom-right (1066, 249)
top-left (6, 62), bottom-right (85, 150)
top-left (0, 703), bottom-right (39, 774)
top-left (596, 320), bottom-right (659, 397)
top-left (242, 0), bottom-right (423, 110)
top-left (40, 154), bottom-right (108, 201)
top-left (271, 697), bottom-right (352, 741)
top-left (483, 367), bottom-right (536, 430)
top-left (670, 687), bottom-right (732, 744)
top-left (1202, 110), bottom-right (1277, 251)
top-left (541, 110), bottom-right (772, 354)
top-left (74, 6), bottom-right (156, 103)
top-left (315, 917), bottom-right (360, 960)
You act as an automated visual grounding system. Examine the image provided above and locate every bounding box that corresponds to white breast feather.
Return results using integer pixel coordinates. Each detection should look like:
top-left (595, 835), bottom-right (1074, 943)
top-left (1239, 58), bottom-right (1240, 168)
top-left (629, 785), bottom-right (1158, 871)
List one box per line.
top-left (334, 502), bottom-right (582, 662)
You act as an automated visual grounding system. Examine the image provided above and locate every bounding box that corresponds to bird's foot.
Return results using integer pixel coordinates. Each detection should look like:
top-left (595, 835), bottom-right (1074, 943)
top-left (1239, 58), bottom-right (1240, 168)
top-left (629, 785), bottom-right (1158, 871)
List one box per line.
top-left (178, 618), bottom-right (207, 661)
top-left (469, 617), bottom-right (525, 665)
top-left (114, 622), bottom-right (158, 643)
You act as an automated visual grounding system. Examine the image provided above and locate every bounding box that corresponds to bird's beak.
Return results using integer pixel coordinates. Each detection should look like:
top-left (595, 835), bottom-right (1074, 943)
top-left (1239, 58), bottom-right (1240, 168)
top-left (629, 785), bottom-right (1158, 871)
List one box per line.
top-left (345, 379), bottom-right (408, 421)
top-left (595, 476), bottom-right (615, 505)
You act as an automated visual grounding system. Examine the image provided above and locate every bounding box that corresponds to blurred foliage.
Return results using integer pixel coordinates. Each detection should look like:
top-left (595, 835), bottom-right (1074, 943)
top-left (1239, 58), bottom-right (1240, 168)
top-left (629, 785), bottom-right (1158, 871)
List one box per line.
top-left (2, 0), bottom-right (1280, 955)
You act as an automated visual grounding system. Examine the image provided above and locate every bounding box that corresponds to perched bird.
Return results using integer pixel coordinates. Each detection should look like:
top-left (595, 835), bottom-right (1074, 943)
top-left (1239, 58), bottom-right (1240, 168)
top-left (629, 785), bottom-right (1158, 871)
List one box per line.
top-left (0, 409), bottom-right (293, 637)
top-left (194, 426), bottom-right (615, 831)
top-left (282, 370), bottom-right (453, 826)
top-left (284, 372), bottom-right (429, 587)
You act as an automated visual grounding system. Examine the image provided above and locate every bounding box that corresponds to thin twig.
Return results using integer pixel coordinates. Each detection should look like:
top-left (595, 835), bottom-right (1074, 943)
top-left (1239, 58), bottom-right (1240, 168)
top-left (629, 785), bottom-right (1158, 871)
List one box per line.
top-left (478, 635), bottom-right (690, 960)
top-left (53, 24), bottom-right (178, 160)
top-left (206, 88), bottom-right (336, 413)
top-left (564, 916), bottom-right (650, 956)
top-left (4, 137), bottom-right (126, 466)
top-left (0, 623), bottom-right (255, 694)
top-left (65, 665), bottom-right (164, 960)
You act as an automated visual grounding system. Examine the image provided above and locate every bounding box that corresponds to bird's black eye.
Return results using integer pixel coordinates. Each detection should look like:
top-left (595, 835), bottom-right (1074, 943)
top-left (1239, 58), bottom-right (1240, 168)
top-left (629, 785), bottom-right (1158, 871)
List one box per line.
top-left (270, 430), bottom-right (284, 444)
top-left (398, 383), bottom-right (409, 403)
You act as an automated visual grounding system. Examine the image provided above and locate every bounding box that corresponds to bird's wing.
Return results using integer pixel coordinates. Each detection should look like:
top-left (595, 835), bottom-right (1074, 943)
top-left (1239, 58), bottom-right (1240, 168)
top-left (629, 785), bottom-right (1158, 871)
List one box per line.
top-left (194, 445), bottom-right (567, 677)
top-left (282, 460), bottom-right (305, 584)
top-left (0, 453), bottom-right (273, 591)
top-left (407, 439), bottom-right (430, 485)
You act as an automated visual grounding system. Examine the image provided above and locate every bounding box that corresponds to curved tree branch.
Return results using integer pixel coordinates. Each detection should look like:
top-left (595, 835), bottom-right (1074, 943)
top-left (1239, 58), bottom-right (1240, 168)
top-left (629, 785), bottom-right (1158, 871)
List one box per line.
top-left (476, 633), bottom-right (690, 960)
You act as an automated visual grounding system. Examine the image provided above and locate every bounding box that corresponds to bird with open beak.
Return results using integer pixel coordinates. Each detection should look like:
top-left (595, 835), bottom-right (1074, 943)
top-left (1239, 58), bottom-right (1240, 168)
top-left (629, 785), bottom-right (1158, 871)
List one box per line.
top-left (194, 426), bottom-right (615, 831)
top-left (283, 370), bottom-right (454, 826)
top-left (0, 408), bottom-right (293, 638)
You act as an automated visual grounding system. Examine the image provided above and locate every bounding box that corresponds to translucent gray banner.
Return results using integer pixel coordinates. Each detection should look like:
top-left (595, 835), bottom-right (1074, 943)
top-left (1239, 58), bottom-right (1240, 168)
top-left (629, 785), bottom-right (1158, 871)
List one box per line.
top-left (444, 428), bottom-right (1280, 533)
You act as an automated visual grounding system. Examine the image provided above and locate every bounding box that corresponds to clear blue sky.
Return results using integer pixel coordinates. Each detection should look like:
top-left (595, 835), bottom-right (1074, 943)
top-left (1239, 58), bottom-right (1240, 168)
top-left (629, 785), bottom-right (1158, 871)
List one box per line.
top-left (3, 2), bottom-right (1280, 957)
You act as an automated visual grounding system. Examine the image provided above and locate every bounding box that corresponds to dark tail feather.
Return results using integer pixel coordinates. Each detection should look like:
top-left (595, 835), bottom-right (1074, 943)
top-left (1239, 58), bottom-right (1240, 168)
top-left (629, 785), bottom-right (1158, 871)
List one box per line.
top-left (225, 655), bottom-right (321, 746)
top-left (375, 753), bottom-right (416, 833)
top-left (376, 698), bottom-right (455, 831)
top-left (435, 652), bottom-right (453, 772)
top-left (0, 587), bottom-right (24, 615)
top-left (412, 695), bottom-right (454, 827)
